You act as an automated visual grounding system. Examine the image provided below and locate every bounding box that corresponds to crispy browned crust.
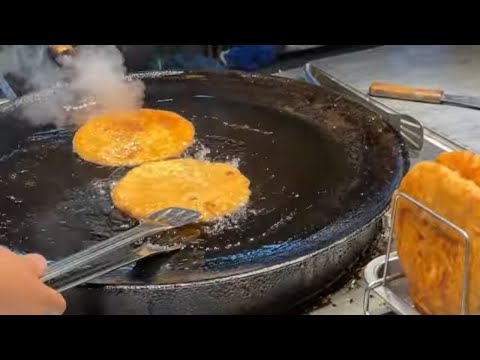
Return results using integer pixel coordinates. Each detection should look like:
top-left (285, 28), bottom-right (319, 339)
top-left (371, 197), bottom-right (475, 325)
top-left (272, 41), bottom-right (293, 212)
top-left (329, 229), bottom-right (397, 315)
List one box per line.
top-left (436, 150), bottom-right (480, 188)
top-left (73, 109), bottom-right (195, 166)
top-left (111, 159), bottom-right (251, 222)
top-left (395, 159), bottom-right (480, 314)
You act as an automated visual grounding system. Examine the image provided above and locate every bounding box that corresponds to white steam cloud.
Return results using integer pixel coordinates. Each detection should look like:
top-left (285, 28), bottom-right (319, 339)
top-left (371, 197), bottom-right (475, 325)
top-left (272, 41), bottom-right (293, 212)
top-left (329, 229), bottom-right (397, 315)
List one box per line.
top-left (0, 45), bottom-right (145, 127)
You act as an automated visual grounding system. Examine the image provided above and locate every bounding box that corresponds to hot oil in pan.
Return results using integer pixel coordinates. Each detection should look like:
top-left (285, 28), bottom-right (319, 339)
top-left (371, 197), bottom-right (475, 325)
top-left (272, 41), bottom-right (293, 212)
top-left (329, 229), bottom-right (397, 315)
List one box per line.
top-left (150, 95), bottom-right (355, 254)
top-left (0, 128), bottom-right (135, 259)
top-left (0, 95), bottom-right (356, 274)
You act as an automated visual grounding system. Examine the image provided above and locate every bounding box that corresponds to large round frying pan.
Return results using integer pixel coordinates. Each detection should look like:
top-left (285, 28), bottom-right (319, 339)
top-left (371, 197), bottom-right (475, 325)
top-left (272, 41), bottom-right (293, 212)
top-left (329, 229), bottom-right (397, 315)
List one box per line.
top-left (0, 71), bottom-right (408, 314)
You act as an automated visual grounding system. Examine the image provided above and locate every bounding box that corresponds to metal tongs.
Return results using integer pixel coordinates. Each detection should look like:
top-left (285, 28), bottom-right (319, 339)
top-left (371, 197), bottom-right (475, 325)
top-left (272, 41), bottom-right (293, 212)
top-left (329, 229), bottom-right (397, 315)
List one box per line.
top-left (41, 207), bottom-right (201, 293)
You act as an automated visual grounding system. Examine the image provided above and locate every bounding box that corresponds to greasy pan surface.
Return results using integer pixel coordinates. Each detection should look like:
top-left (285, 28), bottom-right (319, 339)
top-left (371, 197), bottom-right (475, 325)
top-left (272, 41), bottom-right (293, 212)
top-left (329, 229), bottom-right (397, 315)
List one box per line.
top-left (0, 71), bottom-right (408, 286)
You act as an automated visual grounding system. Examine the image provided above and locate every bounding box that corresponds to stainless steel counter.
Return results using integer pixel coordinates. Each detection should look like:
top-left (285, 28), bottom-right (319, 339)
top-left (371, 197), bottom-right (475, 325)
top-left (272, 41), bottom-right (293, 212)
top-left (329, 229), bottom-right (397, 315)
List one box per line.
top-left (308, 45), bottom-right (480, 152)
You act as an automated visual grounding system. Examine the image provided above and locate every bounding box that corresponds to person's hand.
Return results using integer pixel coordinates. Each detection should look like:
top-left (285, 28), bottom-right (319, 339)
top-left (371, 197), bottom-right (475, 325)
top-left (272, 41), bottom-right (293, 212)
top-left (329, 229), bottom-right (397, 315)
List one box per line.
top-left (0, 247), bottom-right (66, 315)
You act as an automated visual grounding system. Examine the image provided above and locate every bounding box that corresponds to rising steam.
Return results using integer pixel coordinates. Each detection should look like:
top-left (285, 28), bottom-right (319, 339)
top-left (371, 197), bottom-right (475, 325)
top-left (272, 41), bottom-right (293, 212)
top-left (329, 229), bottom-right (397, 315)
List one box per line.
top-left (0, 45), bottom-right (145, 127)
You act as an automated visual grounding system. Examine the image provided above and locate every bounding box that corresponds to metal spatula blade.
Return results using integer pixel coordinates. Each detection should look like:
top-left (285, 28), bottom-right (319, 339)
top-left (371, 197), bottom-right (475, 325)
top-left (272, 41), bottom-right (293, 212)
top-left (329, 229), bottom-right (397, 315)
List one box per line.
top-left (41, 207), bottom-right (201, 292)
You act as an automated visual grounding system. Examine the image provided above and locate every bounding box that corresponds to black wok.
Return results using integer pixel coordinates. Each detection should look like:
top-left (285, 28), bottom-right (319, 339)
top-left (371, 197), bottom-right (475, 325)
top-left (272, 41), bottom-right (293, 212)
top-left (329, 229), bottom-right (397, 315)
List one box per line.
top-left (0, 71), bottom-right (408, 314)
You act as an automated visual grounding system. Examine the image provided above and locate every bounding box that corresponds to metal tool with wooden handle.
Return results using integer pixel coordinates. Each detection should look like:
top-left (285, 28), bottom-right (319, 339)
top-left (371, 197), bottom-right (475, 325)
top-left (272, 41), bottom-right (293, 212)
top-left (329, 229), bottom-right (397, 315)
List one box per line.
top-left (369, 82), bottom-right (480, 109)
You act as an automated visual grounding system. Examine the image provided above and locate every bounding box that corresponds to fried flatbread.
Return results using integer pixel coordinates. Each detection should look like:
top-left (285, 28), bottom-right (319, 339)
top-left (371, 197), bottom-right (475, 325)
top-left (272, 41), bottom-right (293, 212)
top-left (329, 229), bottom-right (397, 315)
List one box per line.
top-left (395, 160), bottom-right (480, 314)
top-left (73, 109), bottom-right (195, 166)
top-left (111, 159), bottom-right (251, 222)
top-left (436, 150), bottom-right (480, 187)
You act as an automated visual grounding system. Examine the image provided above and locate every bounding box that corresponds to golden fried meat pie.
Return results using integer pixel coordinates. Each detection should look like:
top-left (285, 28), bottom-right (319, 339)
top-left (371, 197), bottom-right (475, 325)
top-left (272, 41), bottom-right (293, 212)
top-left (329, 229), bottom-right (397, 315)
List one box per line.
top-left (436, 150), bottom-right (480, 188)
top-left (111, 159), bottom-right (251, 222)
top-left (73, 109), bottom-right (194, 166)
top-left (395, 160), bottom-right (480, 314)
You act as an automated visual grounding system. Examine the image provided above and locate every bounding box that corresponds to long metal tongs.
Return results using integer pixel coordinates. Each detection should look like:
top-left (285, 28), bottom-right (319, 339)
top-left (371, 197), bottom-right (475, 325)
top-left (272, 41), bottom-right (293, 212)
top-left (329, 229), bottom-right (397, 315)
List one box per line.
top-left (41, 207), bottom-right (201, 292)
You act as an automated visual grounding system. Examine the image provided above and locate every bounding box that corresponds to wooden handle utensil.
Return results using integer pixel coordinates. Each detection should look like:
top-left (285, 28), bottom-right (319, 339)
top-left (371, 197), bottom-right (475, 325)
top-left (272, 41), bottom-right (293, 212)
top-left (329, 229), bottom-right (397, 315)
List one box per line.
top-left (369, 82), bottom-right (444, 104)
